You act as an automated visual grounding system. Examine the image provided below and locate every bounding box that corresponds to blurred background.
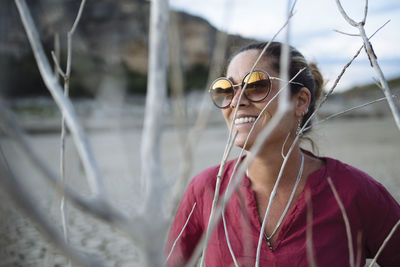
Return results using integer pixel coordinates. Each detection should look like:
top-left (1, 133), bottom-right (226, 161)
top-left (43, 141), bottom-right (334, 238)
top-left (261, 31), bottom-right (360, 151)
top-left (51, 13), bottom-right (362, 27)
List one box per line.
top-left (0, 0), bottom-right (399, 266)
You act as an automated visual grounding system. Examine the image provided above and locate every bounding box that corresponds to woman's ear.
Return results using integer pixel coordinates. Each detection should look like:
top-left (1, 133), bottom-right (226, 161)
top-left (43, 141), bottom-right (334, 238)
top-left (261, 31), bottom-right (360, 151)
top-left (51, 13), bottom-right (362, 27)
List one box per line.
top-left (294, 87), bottom-right (311, 117)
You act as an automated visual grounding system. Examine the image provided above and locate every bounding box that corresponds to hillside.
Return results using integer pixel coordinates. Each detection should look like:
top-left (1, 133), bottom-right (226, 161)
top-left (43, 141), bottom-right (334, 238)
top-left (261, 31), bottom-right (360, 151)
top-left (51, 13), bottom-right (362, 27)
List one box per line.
top-left (319, 76), bottom-right (400, 118)
top-left (341, 76), bottom-right (400, 98)
top-left (0, 0), bottom-right (254, 97)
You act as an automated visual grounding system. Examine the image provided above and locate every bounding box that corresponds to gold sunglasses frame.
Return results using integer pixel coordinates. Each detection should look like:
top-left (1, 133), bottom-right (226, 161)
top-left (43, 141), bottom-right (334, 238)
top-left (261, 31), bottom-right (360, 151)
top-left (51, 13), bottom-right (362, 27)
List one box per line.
top-left (209, 69), bottom-right (304, 109)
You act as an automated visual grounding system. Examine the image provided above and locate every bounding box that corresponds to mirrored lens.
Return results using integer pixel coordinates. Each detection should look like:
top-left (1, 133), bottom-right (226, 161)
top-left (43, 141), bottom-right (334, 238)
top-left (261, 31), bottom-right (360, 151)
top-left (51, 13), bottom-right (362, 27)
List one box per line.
top-left (243, 71), bottom-right (271, 101)
top-left (210, 78), bottom-right (233, 108)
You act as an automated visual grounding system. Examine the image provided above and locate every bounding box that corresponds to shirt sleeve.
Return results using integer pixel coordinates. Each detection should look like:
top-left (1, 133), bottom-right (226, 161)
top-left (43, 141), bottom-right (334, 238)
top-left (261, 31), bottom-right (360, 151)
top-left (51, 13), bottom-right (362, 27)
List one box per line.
top-left (362, 179), bottom-right (400, 266)
top-left (165, 178), bottom-right (204, 267)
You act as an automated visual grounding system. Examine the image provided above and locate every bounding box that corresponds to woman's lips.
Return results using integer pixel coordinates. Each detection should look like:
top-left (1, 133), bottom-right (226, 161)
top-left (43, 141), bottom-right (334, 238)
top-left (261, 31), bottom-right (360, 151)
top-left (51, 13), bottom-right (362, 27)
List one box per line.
top-left (234, 116), bottom-right (256, 125)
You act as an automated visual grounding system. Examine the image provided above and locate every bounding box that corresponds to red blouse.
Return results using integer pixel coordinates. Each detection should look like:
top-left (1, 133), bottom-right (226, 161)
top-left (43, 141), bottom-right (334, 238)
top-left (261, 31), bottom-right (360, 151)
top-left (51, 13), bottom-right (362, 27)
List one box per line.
top-left (166, 155), bottom-right (400, 266)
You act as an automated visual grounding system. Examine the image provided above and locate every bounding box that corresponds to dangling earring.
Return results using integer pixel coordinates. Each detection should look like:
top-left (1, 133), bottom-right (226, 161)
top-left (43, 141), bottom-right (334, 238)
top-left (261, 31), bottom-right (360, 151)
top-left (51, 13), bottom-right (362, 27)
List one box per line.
top-left (296, 117), bottom-right (302, 136)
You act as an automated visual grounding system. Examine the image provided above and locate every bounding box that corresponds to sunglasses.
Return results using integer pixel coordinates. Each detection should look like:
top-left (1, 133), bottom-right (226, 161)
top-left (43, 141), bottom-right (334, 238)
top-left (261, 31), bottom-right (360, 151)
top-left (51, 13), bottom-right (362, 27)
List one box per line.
top-left (209, 69), bottom-right (304, 109)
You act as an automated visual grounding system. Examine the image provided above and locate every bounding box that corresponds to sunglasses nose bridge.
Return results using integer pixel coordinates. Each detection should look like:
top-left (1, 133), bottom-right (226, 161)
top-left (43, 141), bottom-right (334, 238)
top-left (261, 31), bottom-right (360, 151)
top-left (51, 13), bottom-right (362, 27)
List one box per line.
top-left (231, 83), bottom-right (243, 96)
top-left (230, 83), bottom-right (249, 107)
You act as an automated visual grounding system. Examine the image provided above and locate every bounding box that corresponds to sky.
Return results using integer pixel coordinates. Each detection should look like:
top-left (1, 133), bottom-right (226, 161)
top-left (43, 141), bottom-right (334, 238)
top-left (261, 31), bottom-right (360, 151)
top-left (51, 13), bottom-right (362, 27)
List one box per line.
top-left (170, 0), bottom-right (400, 92)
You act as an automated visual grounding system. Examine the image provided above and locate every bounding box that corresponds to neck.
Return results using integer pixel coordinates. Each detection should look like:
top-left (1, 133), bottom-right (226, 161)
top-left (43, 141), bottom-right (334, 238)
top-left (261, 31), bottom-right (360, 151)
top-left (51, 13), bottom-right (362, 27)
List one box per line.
top-left (246, 137), bottom-right (303, 192)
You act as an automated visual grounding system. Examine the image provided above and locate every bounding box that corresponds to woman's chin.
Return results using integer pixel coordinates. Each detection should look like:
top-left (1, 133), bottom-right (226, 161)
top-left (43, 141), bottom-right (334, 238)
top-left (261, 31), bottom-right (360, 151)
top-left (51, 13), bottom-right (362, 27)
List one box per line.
top-left (234, 137), bottom-right (253, 151)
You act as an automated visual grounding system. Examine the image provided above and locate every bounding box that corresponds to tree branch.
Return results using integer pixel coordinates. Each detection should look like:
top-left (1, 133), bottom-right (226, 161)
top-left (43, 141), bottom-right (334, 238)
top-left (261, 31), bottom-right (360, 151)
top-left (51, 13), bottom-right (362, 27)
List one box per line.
top-left (334, 0), bottom-right (400, 131)
top-left (14, 0), bottom-right (106, 197)
top-left (368, 219), bottom-right (400, 267)
top-left (328, 178), bottom-right (354, 267)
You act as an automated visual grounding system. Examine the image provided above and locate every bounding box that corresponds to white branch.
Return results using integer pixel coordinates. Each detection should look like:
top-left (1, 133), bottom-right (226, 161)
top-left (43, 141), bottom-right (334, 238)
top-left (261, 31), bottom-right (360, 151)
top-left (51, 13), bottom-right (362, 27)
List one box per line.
top-left (306, 95), bottom-right (399, 131)
top-left (305, 190), bottom-right (317, 267)
top-left (200, 131), bottom-right (237, 266)
top-left (0, 149), bottom-right (105, 267)
top-left (255, 0), bottom-right (294, 264)
top-left (199, 9), bottom-right (298, 265)
top-left (328, 178), bottom-right (354, 267)
top-left (14, 0), bottom-right (106, 197)
top-left (0, 101), bottom-right (138, 239)
top-left (362, 0), bottom-right (368, 24)
top-left (51, 50), bottom-right (66, 78)
top-left (333, 29), bottom-right (360, 37)
top-left (222, 211), bottom-right (239, 267)
top-left (139, 0), bottom-right (170, 265)
top-left (335, 0), bottom-right (359, 27)
top-left (358, 25), bottom-right (400, 131)
top-left (60, 1), bottom-right (86, 254)
top-left (166, 203), bottom-right (197, 263)
top-left (334, 0), bottom-right (400, 131)
top-left (141, 0), bottom-right (169, 210)
top-left (368, 219), bottom-right (400, 267)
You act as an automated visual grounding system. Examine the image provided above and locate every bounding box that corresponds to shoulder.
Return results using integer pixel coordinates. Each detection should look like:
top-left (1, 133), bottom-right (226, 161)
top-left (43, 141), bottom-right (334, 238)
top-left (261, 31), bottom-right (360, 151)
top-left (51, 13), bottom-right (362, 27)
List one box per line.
top-left (319, 157), bottom-right (400, 264)
top-left (324, 157), bottom-right (386, 196)
top-left (324, 156), bottom-right (400, 219)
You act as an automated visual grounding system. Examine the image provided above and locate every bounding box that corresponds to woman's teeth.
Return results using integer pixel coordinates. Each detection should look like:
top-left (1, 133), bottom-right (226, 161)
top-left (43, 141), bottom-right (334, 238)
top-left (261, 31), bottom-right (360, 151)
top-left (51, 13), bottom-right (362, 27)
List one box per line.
top-left (234, 117), bottom-right (256, 125)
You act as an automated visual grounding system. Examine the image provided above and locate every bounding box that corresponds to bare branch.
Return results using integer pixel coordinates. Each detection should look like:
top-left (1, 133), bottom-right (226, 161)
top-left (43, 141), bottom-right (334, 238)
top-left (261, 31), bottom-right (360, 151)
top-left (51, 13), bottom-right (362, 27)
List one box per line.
top-left (306, 95), bottom-right (399, 131)
top-left (316, 19), bottom-right (390, 122)
top-left (335, 0), bottom-right (359, 27)
top-left (141, 0), bottom-right (169, 213)
top-left (333, 29), bottom-right (360, 37)
top-left (51, 51), bottom-right (67, 78)
top-left (200, 131), bottom-right (238, 266)
top-left (255, 1), bottom-right (297, 264)
top-left (66, 0), bottom-right (86, 76)
top-left (306, 190), bottom-right (317, 267)
top-left (0, 101), bottom-right (136, 237)
top-left (167, 11), bottom-right (194, 217)
top-left (327, 177), bottom-right (354, 267)
top-left (166, 203), bottom-right (197, 263)
top-left (370, 20), bottom-right (391, 38)
top-left (0, 148), bottom-right (105, 267)
top-left (222, 211), bottom-right (239, 267)
top-left (355, 232), bottom-right (363, 267)
top-left (198, 6), bottom-right (299, 264)
top-left (363, 0), bottom-right (368, 24)
top-left (139, 0), bottom-right (170, 265)
top-left (334, 0), bottom-right (400, 131)
top-left (321, 46), bottom-right (363, 106)
top-left (189, 65), bottom-right (306, 267)
top-left (358, 25), bottom-right (400, 131)
top-left (70, 0), bottom-right (86, 36)
top-left (368, 219), bottom-right (400, 267)
top-left (14, 0), bottom-right (106, 197)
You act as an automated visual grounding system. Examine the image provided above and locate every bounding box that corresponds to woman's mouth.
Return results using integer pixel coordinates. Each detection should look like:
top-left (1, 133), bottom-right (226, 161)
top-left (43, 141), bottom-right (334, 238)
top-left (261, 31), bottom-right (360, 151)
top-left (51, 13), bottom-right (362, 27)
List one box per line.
top-left (234, 116), bottom-right (256, 125)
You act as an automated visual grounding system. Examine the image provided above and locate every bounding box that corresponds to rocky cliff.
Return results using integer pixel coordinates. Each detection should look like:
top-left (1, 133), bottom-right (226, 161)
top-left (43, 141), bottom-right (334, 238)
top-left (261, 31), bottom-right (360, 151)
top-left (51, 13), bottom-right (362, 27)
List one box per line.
top-left (0, 0), bottom-right (254, 97)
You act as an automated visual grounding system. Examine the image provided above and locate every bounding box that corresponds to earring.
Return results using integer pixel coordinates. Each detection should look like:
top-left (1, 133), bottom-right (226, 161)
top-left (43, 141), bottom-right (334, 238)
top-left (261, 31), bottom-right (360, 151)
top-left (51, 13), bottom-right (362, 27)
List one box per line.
top-left (296, 117), bottom-right (302, 136)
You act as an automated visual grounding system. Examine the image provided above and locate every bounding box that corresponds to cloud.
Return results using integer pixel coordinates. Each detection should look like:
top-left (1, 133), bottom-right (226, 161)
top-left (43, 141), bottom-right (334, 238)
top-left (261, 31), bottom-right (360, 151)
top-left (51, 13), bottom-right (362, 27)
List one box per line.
top-left (170, 0), bottom-right (400, 89)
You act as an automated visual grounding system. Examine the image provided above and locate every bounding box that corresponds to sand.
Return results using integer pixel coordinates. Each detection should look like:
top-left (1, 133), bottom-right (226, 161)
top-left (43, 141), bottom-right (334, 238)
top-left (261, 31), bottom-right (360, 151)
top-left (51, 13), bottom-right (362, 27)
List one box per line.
top-left (0, 115), bottom-right (399, 266)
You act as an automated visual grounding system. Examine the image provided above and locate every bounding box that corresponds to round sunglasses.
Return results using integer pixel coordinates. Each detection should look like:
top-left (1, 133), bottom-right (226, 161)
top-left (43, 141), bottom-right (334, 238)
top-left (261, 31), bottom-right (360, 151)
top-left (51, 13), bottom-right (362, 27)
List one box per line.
top-left (209, 69), bottom-right (304, 109)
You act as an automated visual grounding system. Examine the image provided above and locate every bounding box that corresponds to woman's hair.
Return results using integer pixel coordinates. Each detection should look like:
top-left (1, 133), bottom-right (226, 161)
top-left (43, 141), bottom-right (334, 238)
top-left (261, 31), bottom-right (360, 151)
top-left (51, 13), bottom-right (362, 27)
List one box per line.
top-left (230, 41), bottom-right (324, 133)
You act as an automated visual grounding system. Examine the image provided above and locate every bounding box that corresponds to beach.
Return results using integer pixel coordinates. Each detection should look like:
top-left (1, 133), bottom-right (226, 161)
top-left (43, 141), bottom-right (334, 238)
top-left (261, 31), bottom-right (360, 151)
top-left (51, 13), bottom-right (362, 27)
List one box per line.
top-left (1, 112), bottom-right (399, 266)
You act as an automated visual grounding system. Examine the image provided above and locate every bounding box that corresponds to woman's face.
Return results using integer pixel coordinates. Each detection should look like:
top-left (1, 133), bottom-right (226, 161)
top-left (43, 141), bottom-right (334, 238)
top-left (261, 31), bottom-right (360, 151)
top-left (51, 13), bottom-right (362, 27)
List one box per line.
top-left (223, 49), bottom-right (296, 150)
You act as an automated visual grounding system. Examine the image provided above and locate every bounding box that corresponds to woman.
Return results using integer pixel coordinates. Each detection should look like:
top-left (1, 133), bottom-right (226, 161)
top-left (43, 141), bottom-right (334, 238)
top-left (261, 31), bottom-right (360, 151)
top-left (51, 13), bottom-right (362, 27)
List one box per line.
top-left (166, 42), bottom-right (400, 267)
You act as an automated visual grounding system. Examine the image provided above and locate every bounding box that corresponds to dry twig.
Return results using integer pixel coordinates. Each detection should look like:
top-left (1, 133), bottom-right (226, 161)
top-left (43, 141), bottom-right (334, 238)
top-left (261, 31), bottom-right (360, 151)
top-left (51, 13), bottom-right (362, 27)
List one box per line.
top-left (14, 0), bottom-right (106, 198)
top-left (0, 146), bottom-right (105, 267)
top-left (305, 189), bottom-right (317, 267)
top-left (328, 177), bottom-right (354, 267)
top-left (335, 0), bottom-right (400, 131)
top-left (368, 219), bottom-right (400, 267)
top-left (166, 203), bottom-right (197, 262)
top-left (198, 6), bottom-right (298, 264)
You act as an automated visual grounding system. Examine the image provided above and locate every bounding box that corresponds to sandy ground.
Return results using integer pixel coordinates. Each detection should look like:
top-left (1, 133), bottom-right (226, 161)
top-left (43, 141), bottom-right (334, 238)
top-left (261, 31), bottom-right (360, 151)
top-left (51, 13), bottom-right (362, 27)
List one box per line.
top-left (0, 115), bottom-right (399, 266)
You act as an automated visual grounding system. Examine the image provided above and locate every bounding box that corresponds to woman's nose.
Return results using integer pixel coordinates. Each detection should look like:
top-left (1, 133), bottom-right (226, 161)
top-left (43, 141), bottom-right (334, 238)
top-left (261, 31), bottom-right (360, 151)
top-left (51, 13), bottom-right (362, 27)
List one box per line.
top-left (230, 87), bottom-right (249, 108)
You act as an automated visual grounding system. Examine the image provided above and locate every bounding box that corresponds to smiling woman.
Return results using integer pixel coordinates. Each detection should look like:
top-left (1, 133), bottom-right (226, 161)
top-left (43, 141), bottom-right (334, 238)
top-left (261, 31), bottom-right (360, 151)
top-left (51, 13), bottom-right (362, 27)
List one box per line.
top-left (165, 41), bottom-right (400, 267)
